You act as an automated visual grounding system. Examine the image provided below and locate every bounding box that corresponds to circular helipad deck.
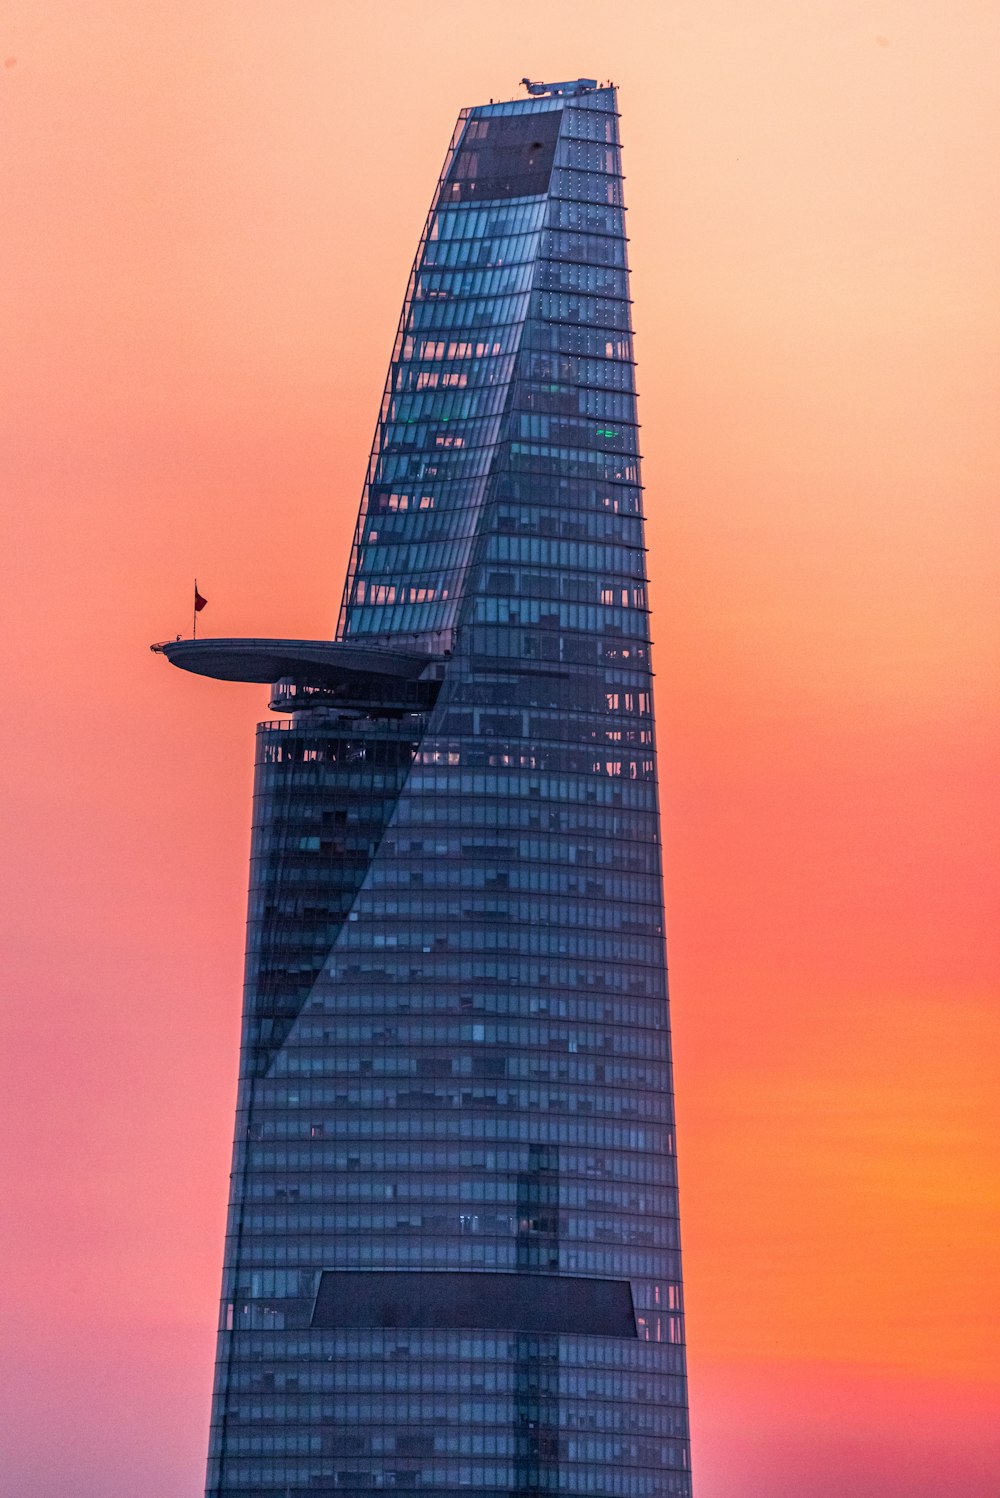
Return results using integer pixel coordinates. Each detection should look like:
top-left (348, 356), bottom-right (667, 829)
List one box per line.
top-left (151, 636), bottom-right (442, 686)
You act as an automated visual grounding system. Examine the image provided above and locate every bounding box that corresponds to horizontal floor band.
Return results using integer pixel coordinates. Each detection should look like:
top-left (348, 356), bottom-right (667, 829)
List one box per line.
top-left (311, 1270), bottom-right (636, 1337)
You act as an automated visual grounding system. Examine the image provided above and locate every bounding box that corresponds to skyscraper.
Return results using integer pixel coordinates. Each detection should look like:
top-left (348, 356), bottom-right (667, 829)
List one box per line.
top-left (156, 77), bottom-right (691, 1498)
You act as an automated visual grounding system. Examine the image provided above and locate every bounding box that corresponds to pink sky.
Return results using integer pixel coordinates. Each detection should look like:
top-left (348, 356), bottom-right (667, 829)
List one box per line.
top-left (2, 3), bottom-right (998, 1493)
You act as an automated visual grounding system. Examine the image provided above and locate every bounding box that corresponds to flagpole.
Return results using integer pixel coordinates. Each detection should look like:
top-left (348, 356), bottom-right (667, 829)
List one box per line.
top-left (193, 579), bottom-right (208, 636)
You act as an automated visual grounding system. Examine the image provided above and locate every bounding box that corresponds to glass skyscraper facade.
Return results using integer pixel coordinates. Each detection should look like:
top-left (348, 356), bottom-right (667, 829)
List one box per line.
top-left (158, 78), bottom-right (691, 1498)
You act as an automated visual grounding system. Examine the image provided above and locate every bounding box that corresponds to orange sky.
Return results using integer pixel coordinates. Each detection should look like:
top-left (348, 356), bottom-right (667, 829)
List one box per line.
top-left (2, 3), bottom-right (998, 1494)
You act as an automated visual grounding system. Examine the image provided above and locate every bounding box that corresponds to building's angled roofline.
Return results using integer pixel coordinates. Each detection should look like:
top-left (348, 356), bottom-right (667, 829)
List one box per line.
top-left (150, 637), bottom-right (442, 686)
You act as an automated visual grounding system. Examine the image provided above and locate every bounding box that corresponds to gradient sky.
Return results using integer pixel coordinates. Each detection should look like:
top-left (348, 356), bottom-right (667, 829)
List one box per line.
top-left (2, 3), bottom-right (998, 1494)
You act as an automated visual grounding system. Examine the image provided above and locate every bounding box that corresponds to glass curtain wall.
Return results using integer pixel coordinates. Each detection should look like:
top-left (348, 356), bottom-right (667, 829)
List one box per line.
top-left (207, 85), bottom-right (692, 1498)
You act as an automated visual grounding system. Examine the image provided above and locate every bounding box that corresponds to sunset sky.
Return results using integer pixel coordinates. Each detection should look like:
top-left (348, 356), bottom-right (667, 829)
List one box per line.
top-left (2, 2), bottom-right (998, 1494)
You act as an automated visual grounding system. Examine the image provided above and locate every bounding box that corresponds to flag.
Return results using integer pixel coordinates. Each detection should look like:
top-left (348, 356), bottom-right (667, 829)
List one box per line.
top-left (194, 583), bottom-right (208, 612)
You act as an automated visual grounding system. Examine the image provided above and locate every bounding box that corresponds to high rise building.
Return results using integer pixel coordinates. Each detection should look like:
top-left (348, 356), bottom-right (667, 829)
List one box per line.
top-left (156, 78), bottom-right (691, 1498)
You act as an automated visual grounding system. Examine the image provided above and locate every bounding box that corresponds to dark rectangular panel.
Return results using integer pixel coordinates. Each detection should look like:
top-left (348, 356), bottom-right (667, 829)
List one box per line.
top-left (444, 111), bottom-right (562, 202)
top-left (311, 1271), bottom-right (636, 1337)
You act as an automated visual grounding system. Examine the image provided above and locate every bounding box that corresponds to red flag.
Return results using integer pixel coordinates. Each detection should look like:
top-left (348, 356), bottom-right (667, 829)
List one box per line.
top-left (194, 584), bottom-right (208, 612)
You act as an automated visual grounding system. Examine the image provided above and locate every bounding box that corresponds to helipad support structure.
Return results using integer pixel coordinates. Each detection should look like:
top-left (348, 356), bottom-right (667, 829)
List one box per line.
top-left (158, 78), bottom-right (692, 1498)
